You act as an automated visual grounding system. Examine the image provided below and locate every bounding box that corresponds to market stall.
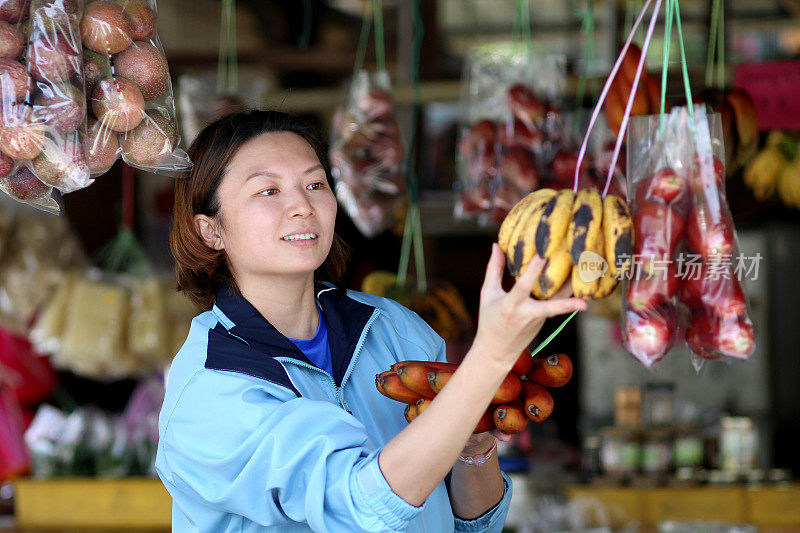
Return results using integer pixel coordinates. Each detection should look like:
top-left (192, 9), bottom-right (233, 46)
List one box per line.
top-left (1, 0), bottom-right (799, 531)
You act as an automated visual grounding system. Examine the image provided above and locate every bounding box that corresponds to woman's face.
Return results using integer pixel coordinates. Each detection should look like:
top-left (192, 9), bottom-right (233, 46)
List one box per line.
top-left (196, 132), bottom-right (337, 286)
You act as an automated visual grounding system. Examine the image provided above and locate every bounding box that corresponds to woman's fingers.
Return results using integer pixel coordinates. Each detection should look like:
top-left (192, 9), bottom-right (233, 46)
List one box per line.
top-left (534, 296), bottom-right (587, 318)
top-left (508, 255), bottom-right (545, 302)
top-left (481, 244), bottom-right (506, 296)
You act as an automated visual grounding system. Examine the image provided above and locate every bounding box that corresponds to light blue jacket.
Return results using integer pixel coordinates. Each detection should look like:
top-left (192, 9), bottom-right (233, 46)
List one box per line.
top-left (156, 283), bottom-right (512, 532)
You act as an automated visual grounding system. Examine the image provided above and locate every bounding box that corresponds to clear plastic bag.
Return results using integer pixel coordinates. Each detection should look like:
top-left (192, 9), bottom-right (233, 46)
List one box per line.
top-left (455, 45), bottom-right (565, 223)
top-left (623, 106), bottom-right (755, 367)
top-left (82, 0), bottom-right (191, 175)
top-left (0, 0), bottom-right (89, 212)
top-left (176, 68), bottom-right (275, 145)
top-left (329, 69), bottom-right (405, 238)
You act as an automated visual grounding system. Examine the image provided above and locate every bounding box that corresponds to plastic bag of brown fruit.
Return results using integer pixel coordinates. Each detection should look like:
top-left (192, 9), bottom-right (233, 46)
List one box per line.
top-left (329, 69), bottom-right (405, 238)
top-left (0, 0), bottom-right (191, 214)
top-left (0, 0), bottom-right (92, 213)
top-left (82, 0), bottom-right (190, 176)
top-left (455, 45), bottom-right (566, 225)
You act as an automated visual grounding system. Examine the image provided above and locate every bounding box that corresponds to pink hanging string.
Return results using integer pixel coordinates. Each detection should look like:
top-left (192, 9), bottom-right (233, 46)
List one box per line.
top-left (572, 0), bottom-right (655, 195)
top-left (602, 0), bottom-right (663, 198)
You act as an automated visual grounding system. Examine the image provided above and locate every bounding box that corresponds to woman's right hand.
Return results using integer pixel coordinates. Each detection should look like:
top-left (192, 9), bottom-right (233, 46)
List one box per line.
top-left (471, 243), bottom-right (587, 371)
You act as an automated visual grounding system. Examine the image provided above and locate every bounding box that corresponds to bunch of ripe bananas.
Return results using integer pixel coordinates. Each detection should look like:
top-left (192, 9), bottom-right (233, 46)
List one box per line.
top-left (743, 131), bottom-right (800, 209)
top-left (498, 187), bottom-right (633, 300)
top-left (376, 351), bottom-right (573, 435)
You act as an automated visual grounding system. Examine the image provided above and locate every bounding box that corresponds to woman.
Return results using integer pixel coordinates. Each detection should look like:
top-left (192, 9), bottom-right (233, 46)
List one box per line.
top-left (156, 110), bottom-right (586, 532)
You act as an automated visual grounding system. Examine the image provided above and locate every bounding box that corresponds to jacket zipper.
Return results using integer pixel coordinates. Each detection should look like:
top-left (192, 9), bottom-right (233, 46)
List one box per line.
top-left (277, 309), bottom-right (379, 414)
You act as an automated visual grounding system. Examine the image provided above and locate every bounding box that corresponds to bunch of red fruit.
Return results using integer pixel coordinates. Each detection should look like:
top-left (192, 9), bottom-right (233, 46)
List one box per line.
top-left (376, 351), bottom-right (573, 435)
top-left (623, 153), bottom-right (755, 366)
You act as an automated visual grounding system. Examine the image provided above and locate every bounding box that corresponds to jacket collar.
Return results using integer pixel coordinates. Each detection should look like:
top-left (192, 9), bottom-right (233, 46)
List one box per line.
top-left (212, 282), bottom-right (376, 386)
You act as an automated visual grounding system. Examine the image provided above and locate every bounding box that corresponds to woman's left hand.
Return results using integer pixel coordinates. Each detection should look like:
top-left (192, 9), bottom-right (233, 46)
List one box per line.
top-left (460, 432), bottom-right (497, 457)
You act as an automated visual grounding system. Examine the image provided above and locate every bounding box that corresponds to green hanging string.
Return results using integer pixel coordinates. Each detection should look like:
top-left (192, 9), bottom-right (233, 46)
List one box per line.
top-left (705, 0), bottom-right (721, 88)
top-left (353, 2), bottom-right (373, 76)
top-left (228, 0), bottom-right (237, 93)
top-left (521, 0), bottom-right (532, 54)
top-left (529, 311), bottom-right (579, 358)
top-left (372, 0), bottom-right (386, 72)
top-left (659, 0), bottom-right (674, 132)
top-left (396, 0), bottom-right (426, 294)
top-left (672, 0), bottom-right (694, 120)
top-left (624, 0), bottom-right (635, 36)
top-left (397, 206), bottom-right (413, 286)
top-left (298, 0), bottom-right (312, 49)
top-left (717, 0), bottom-right (725, 89)
top-left (216, 0), bottom-right (238, 95)
top-left (574, 2), bottom-right (596, 115)
top-left (512, 0), bottom-right (522, 44)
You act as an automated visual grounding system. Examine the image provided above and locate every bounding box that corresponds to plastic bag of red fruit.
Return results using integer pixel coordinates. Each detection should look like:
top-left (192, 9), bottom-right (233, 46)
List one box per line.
top-left (0, 0), bottom-right (92, 213)
top-left (622, 106), bottom-right (755, 370)
top-left (329, 69), bottom-right (405, 238)
top-left (0, 0), bottom-right (191, 214)
top-left (454, 46), bottom-right (565, 224)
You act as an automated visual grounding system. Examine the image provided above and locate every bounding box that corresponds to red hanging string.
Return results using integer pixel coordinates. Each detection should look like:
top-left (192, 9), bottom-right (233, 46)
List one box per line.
top-left (121, 164), bottom-right (135, 229)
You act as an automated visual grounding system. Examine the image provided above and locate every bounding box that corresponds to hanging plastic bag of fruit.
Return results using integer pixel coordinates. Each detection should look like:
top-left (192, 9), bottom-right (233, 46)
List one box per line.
top-left (330, 69), bottom-right (404, 238)
top-left (0, 0), bottom-right (90, 213)
top-left (329, 1), bottom-right (404, 238)
top-left (622, 111), bottom-right (687, 367)
top-left (682, 106), bottom-right (755, 362)
top-left (82, 0), bottom-right (191, 176)
top-left (176, 0), bottom-right (275, 145)
top-left (456, 47), bottom-right (559, 223)
top-left (618, 0), bottom-right (755, 368)
top-left (456, 0), bottom-right (565, 224)
top-left (624, 107), bottom-right (755, 367)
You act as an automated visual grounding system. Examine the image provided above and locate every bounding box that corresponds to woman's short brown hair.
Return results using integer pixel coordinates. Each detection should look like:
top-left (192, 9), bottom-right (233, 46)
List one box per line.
top-left (171, 110), bottom-right (350, 310)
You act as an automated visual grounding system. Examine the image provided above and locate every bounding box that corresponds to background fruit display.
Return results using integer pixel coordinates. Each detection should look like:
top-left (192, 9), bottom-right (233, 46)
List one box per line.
top-left (455, 47), bottom-right (566, 224)
top-left (623, 106), bottom-right (755, 368)
top-left (329, 69), bottom-right (405, 238)
top-left (376, 352), bottom-right (573, 435)
top-left (28, 269), bottom-right (196, 379)
top-left (704, 87), bottom-right (759, 175)
top-left (603, 43), bottom-right (669, 137)
top-left (360, 270), bottom-right (473, 346)
top-left (743, 130), bottom-right (800, 208)
top-left (497, 186), bottom-right (632, 302)
top-left (81, 0), bottom-right (190, 176)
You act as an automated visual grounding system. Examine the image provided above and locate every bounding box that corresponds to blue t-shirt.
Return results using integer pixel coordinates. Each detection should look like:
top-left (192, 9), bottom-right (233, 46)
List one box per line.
top-left (288, 306), bottom-right (333, 377)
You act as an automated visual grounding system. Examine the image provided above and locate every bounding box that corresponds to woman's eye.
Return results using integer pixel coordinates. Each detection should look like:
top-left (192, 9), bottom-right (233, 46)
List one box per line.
top-left (259, 187), bottom-right (278, 196)
top-left (307, 182), bottom-right (325, 190)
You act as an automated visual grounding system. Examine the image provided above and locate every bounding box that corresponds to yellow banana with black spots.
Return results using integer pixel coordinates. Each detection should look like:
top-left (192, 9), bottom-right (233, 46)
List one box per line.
top-left (602, 194), bottom-right (633, 277)
top-left (530, 238), bottom-right (572, 300)
top-left (535, 189), bottom-right (574, 258)
top-left (498, 188), bottom-right (554, 254)
top-left (567, 188), bottom-right (603, 265)
top-left (571, 222), bottom-right (604, 299)
top-left (504, 190), bottom-right (557, 276)
top-left (592, 231), bottom-right (619, 299)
